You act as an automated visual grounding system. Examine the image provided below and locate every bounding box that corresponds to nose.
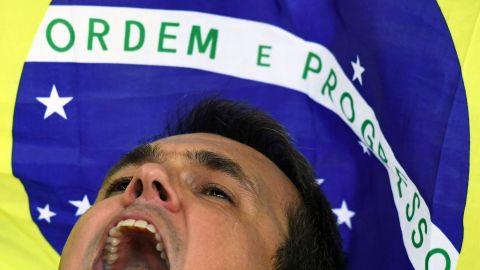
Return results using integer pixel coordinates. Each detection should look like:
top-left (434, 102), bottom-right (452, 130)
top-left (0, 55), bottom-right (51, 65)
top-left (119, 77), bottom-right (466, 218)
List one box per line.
top-left (122, 163), bottom-right (181, 213)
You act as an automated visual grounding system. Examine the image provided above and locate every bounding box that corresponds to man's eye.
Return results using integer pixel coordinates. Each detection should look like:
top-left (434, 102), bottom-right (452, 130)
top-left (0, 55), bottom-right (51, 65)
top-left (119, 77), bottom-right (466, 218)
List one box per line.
top-left (202, 184), bottom-right (233, 203)
top-left (106, 177), bottom-right (132, 197)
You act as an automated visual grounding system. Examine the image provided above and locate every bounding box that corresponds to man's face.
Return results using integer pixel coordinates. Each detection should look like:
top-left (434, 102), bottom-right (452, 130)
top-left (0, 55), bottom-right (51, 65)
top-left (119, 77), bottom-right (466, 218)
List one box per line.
top-left (60, 133), bottom-right (300, 270)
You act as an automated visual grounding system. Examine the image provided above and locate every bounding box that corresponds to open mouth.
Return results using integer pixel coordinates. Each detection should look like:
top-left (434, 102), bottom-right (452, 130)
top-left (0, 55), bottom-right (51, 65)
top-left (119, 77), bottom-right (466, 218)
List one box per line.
top-left (97, 218), bottom-right (170, 270)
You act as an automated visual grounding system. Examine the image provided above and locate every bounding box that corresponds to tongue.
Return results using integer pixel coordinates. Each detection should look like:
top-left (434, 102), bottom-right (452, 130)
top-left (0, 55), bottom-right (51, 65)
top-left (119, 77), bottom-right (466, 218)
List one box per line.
top-left (124, 259), bottom-right (149, 270)
top-left (115, 228), bottom-right (168, 270)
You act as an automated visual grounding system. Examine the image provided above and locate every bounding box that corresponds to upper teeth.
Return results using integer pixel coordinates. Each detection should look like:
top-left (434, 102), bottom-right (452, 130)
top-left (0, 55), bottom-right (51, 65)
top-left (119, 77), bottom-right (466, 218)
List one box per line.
top-left (103, 218), bottom-right (169, 269)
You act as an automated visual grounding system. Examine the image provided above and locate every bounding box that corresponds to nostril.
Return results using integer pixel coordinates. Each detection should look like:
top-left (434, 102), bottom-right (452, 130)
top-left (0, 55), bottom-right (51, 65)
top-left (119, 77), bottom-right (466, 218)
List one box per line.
top-left (154, 181), bottom-right (168, 201)
top-left (134, 180), bottom-right (143, 198)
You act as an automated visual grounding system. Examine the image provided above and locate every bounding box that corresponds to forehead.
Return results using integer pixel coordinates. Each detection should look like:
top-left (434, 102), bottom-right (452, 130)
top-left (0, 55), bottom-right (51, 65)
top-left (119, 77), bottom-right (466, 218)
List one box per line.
top-left (153, 133), bottom-right (266, 160)
top-left (150, 133), bottom-right (284, 180)
top-left (157, 133), bottom-right (296, 185)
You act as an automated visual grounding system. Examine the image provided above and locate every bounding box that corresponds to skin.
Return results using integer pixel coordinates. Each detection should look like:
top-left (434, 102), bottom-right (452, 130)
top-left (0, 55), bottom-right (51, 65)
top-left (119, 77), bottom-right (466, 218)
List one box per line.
top-left (59, 133), bottom-right (300, 270)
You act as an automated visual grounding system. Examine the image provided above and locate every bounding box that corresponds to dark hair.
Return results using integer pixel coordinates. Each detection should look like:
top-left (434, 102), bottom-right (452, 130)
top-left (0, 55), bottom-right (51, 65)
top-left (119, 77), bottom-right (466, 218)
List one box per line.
top-left (165, 98), bottom-right (344, 269)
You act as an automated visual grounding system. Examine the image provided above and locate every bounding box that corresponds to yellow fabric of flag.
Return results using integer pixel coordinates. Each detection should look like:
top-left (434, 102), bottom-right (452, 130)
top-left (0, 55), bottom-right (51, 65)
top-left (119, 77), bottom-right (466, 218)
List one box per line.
top-left (0, 1), bottom-right (60, 269)
top-left (437, 0), bottom-right (480, 269)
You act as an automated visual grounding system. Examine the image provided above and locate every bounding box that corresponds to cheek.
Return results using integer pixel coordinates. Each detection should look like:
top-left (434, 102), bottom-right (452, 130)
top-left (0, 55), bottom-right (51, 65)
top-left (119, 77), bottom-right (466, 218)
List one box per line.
top-left (60, 198), bottom-right (122, 269)
top-left (182, 206), bottom-right (273, 269)
top-left (74, 199), bottom-right (119, 236)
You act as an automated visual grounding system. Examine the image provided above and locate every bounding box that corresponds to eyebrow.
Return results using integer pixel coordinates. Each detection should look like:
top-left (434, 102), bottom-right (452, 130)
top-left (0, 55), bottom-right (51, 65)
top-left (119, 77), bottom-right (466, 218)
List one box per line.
top-left (185, 150), bottom-right (257, 194)
top-left (106, 144), bottom-right (166, 179)
top-left (106, 144), bottom-right (257, 195)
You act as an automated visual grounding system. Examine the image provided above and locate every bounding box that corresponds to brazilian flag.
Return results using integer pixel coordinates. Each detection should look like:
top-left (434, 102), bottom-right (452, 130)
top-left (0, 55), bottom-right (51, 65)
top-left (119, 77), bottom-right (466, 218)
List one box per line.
top-left (1, 0), bottom-right (479, 269)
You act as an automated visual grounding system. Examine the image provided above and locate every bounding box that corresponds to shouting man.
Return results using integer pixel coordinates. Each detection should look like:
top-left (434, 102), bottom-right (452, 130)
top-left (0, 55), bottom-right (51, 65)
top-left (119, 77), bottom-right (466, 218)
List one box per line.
top-left (59, 98), bottom-right (344, 270)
